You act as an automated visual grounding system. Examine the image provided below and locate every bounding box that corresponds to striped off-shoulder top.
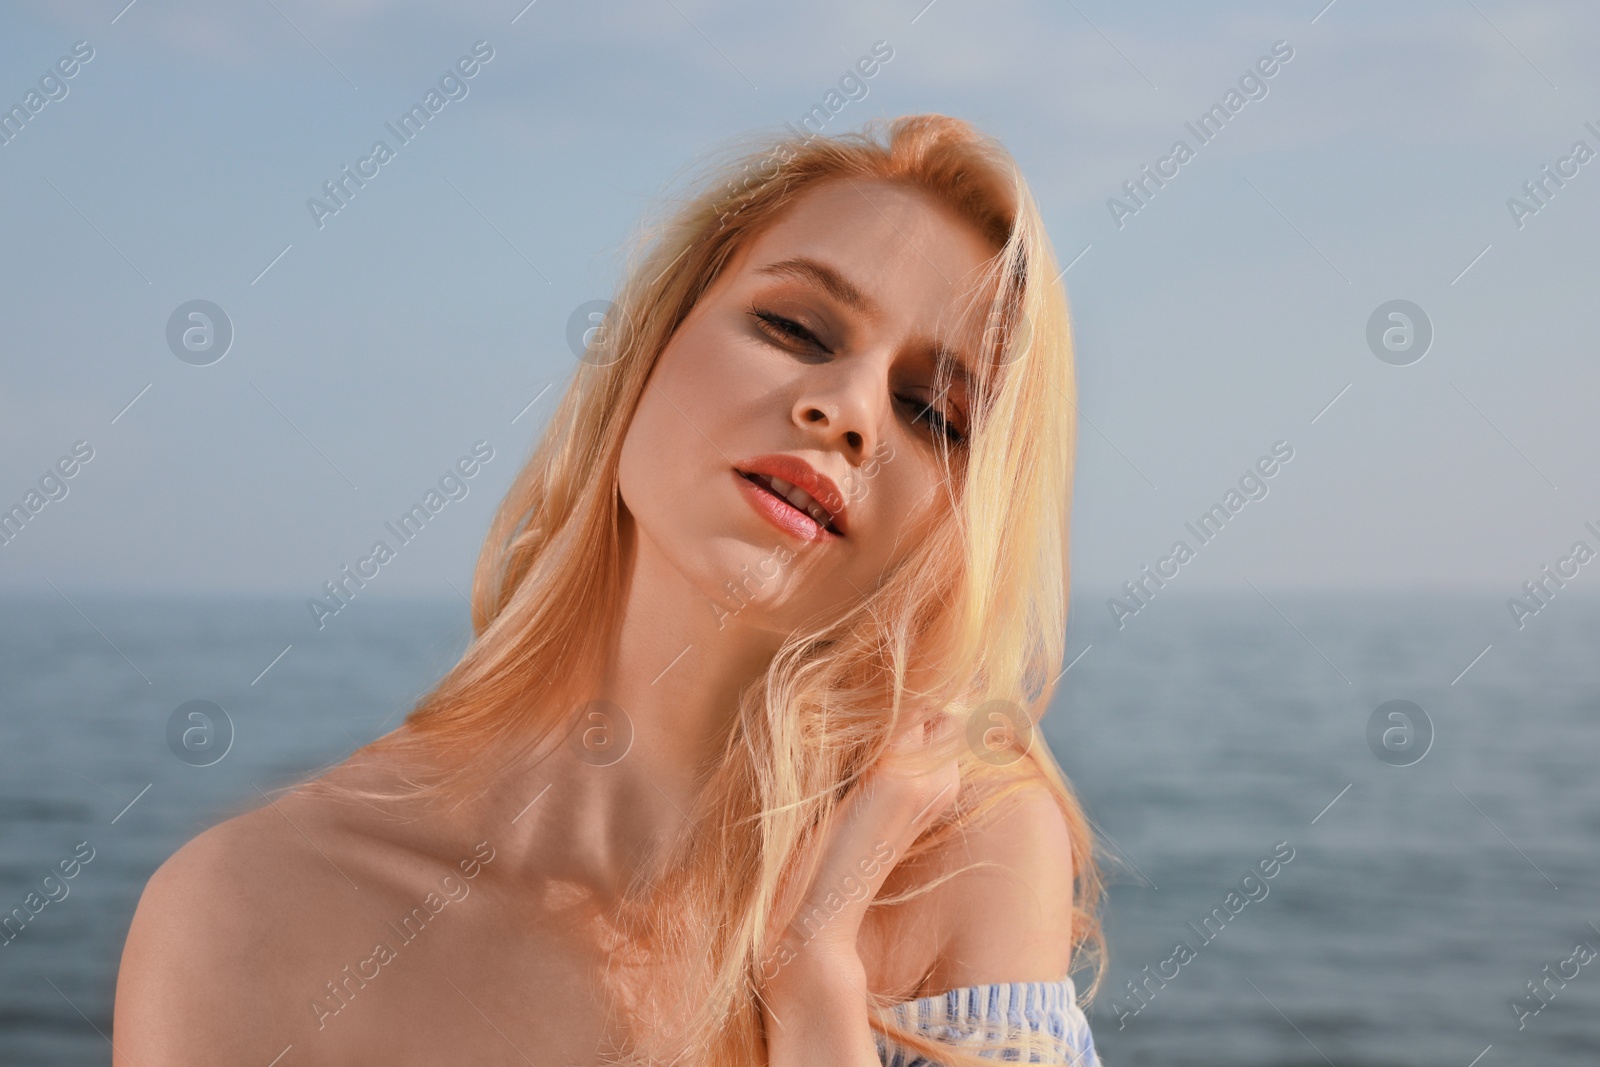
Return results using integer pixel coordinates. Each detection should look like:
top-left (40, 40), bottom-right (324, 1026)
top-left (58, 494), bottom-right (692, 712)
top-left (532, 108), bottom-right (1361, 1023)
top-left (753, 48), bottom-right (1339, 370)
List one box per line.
top-left (874, 973), bottom-right (1103, 1066)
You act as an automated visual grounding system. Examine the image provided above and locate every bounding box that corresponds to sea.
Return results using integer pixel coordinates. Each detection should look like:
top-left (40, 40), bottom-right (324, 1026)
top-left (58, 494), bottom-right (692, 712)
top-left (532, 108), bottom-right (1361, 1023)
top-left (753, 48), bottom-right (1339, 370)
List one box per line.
top-left (1, 589), bottom-right (1596, 1065)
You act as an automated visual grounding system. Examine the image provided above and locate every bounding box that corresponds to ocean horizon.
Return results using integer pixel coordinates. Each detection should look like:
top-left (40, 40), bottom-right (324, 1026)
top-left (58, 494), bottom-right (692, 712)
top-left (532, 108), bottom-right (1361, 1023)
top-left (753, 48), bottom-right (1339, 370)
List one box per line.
top-left (1, 589), bottom-right (1596, 1064)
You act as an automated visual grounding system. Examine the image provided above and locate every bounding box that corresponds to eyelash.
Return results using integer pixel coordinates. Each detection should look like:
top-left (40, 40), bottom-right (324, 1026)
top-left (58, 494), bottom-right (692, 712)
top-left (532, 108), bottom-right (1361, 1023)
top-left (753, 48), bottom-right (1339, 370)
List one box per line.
top-left (748, 308), bottom-right (967, 446)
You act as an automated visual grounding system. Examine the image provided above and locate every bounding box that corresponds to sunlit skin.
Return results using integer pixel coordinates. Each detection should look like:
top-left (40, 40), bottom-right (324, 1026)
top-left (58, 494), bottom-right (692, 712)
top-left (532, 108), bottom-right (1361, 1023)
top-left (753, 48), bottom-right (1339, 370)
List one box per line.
top-left (112, 179), bottom-right (1075, 1066)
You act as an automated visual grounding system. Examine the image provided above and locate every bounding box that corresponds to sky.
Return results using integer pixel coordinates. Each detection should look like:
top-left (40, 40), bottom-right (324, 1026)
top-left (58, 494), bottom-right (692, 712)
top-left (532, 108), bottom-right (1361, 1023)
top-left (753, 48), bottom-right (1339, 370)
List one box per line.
top-left (3, 0), bottom-right (1599, 606)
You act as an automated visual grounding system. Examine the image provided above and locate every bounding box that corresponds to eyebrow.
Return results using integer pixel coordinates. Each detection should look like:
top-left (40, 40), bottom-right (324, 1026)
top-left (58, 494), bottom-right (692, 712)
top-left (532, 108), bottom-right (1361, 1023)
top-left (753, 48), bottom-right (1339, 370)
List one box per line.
top-left (753, 254), bottom-right (977, 393)
top-left (752, 256), bottom-right (882, 319)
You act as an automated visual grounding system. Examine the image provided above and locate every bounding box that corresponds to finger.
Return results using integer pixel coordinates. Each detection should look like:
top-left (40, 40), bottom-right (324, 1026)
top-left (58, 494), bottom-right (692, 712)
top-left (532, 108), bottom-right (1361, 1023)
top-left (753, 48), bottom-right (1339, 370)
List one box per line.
top-left (888, 708), bottom-right (958, 751)
top-left (883, 713), bottom-right (963, 786)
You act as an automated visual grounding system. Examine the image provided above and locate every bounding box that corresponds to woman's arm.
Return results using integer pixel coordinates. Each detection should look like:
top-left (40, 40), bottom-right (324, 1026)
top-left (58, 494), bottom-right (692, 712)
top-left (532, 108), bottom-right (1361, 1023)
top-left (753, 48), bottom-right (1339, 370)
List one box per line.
top-left (760, 944), bottom-right (882, 1066)
top-left (756, 722), bottom-right (1081, 1065)
top-left (114, 813), bottom-right (349, 1066)
top-left (114, 827), bottom-right (272, 1065)
top-left (756, 714), bottom-right (962, 1066)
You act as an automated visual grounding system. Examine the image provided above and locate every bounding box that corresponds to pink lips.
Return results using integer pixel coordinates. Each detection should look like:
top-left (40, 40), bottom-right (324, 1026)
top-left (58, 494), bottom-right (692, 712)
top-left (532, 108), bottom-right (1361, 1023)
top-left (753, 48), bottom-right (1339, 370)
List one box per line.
top-left (734, 454), bottom-right (848, 534)
top-left (732, 453), bottom-right (848, 543)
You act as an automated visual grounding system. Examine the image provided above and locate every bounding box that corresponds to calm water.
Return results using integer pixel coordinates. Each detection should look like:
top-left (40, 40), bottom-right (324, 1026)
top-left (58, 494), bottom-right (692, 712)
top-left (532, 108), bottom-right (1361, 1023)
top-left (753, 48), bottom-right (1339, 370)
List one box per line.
top-left (1, 590), bottom-right (1596, 1064)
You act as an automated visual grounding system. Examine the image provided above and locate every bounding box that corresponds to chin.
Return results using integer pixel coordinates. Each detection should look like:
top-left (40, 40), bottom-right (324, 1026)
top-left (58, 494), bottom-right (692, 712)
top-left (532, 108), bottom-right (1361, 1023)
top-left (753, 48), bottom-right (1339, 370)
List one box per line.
top-left (696, 532), bottom-right (797, 628)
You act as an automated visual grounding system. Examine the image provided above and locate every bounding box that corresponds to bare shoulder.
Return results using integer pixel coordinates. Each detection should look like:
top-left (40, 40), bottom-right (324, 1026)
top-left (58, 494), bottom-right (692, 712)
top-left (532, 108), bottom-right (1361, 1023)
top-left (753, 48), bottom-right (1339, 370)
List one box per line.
top-left (915, 764), bottom-right (1079, 991)
top-left (112, 769), bottom-right (396, 1066)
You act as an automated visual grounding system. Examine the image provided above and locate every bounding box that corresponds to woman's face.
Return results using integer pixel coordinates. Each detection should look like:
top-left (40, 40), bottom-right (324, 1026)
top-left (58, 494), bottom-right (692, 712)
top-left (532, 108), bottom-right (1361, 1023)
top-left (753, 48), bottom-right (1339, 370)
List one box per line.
top-left (617, 177), bottom-right (999, 634)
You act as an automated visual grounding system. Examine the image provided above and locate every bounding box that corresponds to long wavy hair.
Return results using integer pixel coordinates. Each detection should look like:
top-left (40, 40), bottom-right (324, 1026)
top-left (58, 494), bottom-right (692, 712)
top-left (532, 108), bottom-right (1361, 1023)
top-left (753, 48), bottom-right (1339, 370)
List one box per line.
top-left (292, 113), bottom-right (1107, 1065)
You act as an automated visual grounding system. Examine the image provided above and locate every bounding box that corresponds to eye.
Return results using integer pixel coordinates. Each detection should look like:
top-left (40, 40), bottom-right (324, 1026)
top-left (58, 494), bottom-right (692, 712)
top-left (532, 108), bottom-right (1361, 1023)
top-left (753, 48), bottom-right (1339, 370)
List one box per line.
top-left (749, 308), bottom-right (831, 354)
top-left (751, 305), bottom-right (966, 445)
top-left (900, 393), bottom-right (966, 446)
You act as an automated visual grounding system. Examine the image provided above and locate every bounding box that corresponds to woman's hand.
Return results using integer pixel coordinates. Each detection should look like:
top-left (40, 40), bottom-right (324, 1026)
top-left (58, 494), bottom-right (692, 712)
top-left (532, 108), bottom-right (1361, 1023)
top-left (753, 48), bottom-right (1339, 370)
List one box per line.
top-left (758, 711), bottom-right (963, 1064)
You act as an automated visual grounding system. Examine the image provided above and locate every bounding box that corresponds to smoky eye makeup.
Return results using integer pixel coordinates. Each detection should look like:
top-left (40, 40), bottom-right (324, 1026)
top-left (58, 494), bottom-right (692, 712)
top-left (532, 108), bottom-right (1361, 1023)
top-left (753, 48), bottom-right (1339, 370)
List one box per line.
top-left (741, 270), bottom-right (975, 443)
top-left (903, 382), bottom-right (969, 445)
top-left (745, 285), bottom-right (842, 353)
top-left (745, 304), bottom-right (973, 444)
top-left (747, 306), bottom-right (831, 353)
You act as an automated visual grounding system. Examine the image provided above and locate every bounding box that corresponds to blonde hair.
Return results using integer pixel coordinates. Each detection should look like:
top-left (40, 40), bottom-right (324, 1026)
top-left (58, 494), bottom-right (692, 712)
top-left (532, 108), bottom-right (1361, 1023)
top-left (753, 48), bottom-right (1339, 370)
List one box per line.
top-left (293, 113), bottom-right (1106, 1064)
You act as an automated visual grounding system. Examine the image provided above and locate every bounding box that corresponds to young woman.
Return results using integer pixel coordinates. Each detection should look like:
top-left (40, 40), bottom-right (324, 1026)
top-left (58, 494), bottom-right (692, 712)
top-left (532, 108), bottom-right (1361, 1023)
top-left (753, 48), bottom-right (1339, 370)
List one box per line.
top-left (113, 114), bottom-right (1108, 1066)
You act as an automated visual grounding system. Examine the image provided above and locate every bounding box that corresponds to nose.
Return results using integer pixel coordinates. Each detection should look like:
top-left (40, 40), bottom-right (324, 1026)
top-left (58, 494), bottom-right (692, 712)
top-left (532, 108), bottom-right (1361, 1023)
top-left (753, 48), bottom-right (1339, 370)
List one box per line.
top-left (791, 360), bottom-right (878, 462)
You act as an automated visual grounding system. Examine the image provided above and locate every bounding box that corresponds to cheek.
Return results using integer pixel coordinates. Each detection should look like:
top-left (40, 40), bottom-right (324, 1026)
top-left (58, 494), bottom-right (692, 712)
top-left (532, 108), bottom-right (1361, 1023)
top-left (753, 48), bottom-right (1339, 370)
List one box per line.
top-left (617, 328), bottom-right (746, 533)
top-left (843, 459), bottom-right (947, 576)
top-left (617, 378), bottom-right (695, 530)
top-left (645, 318), bottom-right (761, 430)
top-left (867, 446), bottom-right (945, 519)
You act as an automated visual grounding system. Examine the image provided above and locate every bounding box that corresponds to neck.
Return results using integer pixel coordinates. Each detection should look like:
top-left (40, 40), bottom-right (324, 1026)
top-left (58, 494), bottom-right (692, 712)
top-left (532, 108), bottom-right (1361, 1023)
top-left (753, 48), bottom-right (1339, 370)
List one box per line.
top-left (459, 515), bottom-right (785, 904)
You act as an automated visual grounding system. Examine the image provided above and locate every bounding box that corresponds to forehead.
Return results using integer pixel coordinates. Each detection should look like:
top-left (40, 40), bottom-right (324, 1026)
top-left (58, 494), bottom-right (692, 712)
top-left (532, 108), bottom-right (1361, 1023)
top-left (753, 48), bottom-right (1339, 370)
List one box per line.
top-left (733, 178), bottom-right (1000, 332)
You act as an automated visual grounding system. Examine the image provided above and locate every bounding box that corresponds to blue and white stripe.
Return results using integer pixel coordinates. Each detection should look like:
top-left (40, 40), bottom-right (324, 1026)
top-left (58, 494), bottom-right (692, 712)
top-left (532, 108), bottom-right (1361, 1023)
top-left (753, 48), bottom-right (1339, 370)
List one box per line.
top-left (875, 974), bottom-right (1102, 1066)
